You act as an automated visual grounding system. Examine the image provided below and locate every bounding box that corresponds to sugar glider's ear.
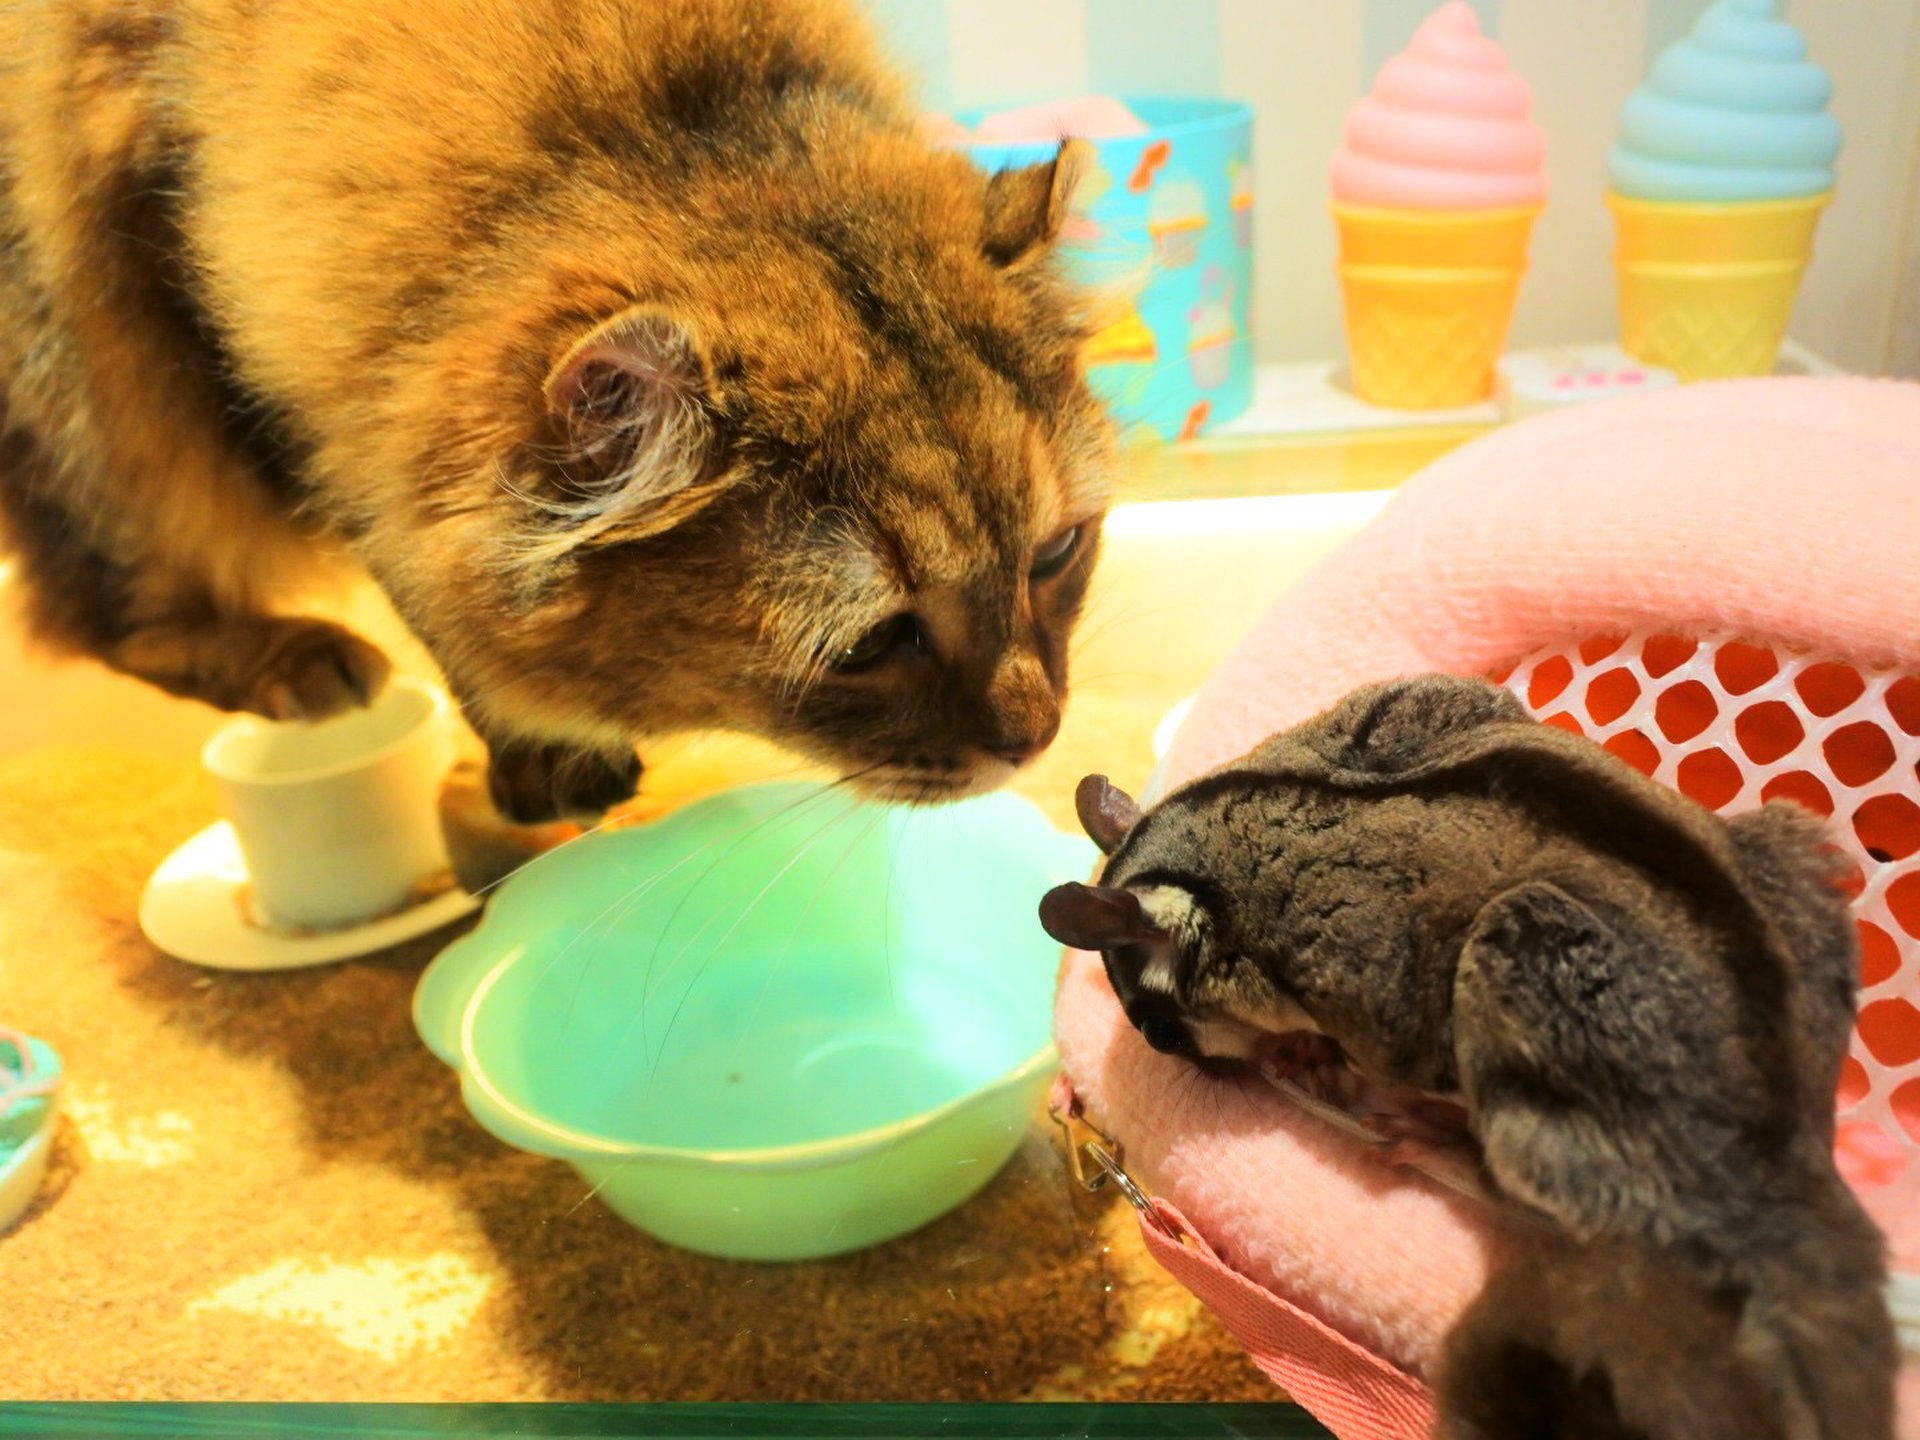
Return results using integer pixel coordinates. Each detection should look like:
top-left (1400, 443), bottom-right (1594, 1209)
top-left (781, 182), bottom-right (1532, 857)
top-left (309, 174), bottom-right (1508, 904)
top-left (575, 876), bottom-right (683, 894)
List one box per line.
top-left (982, 138), bottom-right (1094, 266)
top-left (1075, 774), bottom-right (1140, 855)
top-left (1039, 881), bottom-right (1157, 951)
top-left (537, 306), bottom-right (726, 545)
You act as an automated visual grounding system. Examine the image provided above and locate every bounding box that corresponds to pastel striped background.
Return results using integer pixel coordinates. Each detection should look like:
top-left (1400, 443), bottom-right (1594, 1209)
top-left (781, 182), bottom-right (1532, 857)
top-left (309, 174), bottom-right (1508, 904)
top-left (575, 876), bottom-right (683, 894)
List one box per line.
top-left (864, 0), bottom-right (1920, 378)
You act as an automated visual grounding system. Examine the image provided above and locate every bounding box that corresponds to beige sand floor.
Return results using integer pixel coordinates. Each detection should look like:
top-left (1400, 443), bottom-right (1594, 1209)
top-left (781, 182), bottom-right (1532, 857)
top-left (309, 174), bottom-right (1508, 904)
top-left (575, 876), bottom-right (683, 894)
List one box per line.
top-left (0, 726), bottom-right (1278, 1402)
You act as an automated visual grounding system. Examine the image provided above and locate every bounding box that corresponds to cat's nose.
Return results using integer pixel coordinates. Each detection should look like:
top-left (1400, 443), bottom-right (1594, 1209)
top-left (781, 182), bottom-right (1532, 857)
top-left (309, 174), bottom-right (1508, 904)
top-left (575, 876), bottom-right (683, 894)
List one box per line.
top-left (983, 652), bottom-right (1060, 767)
top-left (985, 713), bottom-right (1061, 767)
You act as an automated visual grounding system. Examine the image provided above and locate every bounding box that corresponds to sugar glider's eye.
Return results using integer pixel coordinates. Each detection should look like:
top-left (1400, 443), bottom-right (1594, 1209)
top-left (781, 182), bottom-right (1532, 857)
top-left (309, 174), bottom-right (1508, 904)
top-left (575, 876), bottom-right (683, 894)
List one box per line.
top-left (830, 614), bottom-right (923, 673)
top-left (1029, 525), bottom-right (1081, 581)
top-left (1137, 1015), bottom-right (1187, 1055)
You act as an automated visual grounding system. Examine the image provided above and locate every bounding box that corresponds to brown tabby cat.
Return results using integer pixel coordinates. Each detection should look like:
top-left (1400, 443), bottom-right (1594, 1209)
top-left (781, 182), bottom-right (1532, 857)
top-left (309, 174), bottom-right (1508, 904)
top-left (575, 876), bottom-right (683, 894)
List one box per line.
top-left (0, 0), bottom-right (1113, 820)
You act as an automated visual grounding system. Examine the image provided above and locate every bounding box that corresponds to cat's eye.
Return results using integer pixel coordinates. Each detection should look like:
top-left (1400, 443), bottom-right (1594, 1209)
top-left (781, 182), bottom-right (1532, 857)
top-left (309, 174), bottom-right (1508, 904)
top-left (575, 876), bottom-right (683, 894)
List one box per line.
top-left (1029, 525), bottom-right (1081, 581)
top-left (830, 614), bottom-right (923, 673)
top-left (1137, 1016), bottom-right (1187, 1056)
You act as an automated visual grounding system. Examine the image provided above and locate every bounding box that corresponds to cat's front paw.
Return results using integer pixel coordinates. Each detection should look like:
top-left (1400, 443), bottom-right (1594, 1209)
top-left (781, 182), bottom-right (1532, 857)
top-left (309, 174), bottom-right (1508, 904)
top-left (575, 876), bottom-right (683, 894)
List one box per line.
top-left (486, 740), bottom-right (641, 825)
top-left (251, 621), bottom-right (392, 720)
top-left (114, 614), bottom-right (390, 721)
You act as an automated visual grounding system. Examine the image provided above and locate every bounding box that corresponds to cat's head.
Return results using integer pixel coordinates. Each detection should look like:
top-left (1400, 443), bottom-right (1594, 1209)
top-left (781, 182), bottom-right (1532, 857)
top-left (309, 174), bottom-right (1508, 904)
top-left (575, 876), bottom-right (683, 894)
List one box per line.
top-left (406, 137), bottom-right (1113, 803)
top-left (1039, 775), bottom-right (1320, 1074)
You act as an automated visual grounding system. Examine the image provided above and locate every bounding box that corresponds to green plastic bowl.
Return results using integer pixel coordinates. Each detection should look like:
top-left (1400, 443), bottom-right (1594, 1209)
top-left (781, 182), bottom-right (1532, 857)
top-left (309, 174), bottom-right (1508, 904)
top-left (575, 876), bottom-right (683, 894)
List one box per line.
top-left (414, 781), bottom-right (1094, 1260)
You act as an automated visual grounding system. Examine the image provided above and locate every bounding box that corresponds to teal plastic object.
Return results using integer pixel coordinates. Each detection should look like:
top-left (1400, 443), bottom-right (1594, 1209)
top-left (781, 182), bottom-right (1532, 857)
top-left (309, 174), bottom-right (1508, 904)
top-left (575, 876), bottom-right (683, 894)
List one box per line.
top-left (960, 97), bottom-right (1255, 443)
top-left (414, 782), bottom-right (1097, 1260)
top-left (1, 1028), bottom-right (61, 1232)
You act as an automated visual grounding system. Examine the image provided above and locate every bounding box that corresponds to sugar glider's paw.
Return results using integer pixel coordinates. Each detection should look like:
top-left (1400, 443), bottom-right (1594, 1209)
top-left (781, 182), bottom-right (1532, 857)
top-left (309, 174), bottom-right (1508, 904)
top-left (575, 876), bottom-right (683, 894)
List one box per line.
top-left (1358, 1091), bottom-right (1473, 1152)
top-left (1358, 1092), bottom-right (1491, 1199)
top-left (1259, 1031), bottom-right (1357, 1107)
top-left (486, 740), bottom-right (641, 825)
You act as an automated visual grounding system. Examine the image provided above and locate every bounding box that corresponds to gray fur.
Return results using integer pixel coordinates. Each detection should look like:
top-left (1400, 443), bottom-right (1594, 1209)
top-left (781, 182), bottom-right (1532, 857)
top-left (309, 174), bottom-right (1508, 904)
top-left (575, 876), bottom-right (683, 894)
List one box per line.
top-left (1041, 674), bottom-right (1895, 1439)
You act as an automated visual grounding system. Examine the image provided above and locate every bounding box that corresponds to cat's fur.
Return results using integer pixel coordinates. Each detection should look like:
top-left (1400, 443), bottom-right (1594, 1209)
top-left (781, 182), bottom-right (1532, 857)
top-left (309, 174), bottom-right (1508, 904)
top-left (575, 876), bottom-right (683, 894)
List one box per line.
top-left (0, 0), bottom-right (1113, 819)
top-left (1041, 675), bottom-right (1895, 1439)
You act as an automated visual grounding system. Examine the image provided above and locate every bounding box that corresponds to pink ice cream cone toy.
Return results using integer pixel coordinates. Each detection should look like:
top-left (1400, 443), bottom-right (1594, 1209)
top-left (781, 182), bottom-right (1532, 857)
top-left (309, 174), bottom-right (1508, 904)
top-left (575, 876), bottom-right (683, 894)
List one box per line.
top-left (1330, 2), bottom-right (1547, 409)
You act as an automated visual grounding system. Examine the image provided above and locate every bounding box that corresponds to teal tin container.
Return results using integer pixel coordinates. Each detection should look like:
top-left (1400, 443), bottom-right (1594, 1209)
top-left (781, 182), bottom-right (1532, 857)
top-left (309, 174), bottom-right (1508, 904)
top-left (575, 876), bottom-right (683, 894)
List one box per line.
top-left (0, 1028), bottom-right (60, 1232)
top-left (960, 97), bottom-right (1255, 443)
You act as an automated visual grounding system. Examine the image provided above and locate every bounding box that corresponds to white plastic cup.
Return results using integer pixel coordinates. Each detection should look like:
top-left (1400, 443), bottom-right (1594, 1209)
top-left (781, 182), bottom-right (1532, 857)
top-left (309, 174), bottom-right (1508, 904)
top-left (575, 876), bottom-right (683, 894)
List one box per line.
top-left (202, 678), bottom-right (457, 932)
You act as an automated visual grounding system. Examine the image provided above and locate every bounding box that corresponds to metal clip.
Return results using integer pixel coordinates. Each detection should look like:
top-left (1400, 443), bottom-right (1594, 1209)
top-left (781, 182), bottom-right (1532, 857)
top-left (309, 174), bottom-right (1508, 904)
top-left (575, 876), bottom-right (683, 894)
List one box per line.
top-left (1048, 1093), bottom-right (1121, 1193)
top-left (1087, 1139), bottom-right (1184, 1242)
top-left (1084, 1140), bottom-right (1152, 1215)
top-left (1047, 1094), bottom-right (1182, 1239)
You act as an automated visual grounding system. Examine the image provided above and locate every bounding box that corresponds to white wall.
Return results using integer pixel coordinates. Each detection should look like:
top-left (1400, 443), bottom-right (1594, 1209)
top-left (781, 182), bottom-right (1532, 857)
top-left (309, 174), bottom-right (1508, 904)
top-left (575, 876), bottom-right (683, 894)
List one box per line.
top-left (1900, 226), bottom-right (1920, 378)
top-left (870, 0), bottom-right (1920, 377)
top-left (1790, 0), bottom-right (1920, 376)
top-left (1893, 69), bottom-right (1920, 379)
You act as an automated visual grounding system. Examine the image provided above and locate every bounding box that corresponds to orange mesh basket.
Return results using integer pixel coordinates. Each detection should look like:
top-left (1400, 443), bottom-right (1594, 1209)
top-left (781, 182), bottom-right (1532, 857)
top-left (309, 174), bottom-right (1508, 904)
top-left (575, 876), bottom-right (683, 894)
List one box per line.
top-left (1494, 630), bottom-right (1920, 1268)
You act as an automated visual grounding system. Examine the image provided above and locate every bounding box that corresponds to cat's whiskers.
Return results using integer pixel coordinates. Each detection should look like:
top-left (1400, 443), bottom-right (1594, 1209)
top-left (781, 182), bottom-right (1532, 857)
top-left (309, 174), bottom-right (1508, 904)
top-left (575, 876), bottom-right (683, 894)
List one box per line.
top-left (860, 767), bottom-right (989, 806)
top-left (562, 1173), bottom-right (614, 1219)
top-left (532, 791), bottom-right (834, 1040)
top-left (559, 770), bottom-right (876, 1038)
top-left (1066, 591), bottom-right (1167, 656)
top-left (629, 796), bottom-right (867, 1084)
top-left (626, 762), bottom-right (886, 1032)
top-left (717, 806), bottom-right (893, 1075)
top-left (1064, 667), bottom-right (1179, 692)
top-left (529, 769), bottom-right (870, 1046)
top-left (630, 756), bottom-right (965, 1083)
top-left (879, 803), bottom-right (917, 1032)
top-left (463, 748), bottom-right (826, 904)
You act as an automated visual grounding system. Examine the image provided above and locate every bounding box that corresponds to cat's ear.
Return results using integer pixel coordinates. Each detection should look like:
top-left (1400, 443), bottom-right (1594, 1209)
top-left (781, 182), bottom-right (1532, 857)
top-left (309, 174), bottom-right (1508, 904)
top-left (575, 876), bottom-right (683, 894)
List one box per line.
top-left (982, 138), bottom-right (1094, 266)
top-left (1075, 774), bottom-right (1140, 854)
top-left (1039, 881), bottom-right (1158, 951)
top-left (539, 306), bottom-right (723, 541)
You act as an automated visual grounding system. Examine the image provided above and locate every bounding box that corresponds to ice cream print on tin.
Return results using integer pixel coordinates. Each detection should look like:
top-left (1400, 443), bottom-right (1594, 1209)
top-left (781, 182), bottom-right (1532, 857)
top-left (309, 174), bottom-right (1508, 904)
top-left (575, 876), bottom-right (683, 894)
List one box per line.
top-left (950, 97), bottom-right (1255, 441)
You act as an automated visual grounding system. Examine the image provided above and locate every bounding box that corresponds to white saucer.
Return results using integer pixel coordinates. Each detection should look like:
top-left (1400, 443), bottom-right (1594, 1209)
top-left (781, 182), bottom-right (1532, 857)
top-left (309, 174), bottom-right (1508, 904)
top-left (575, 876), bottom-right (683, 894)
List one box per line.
top-left (138, 821), bottom-right (482, 971)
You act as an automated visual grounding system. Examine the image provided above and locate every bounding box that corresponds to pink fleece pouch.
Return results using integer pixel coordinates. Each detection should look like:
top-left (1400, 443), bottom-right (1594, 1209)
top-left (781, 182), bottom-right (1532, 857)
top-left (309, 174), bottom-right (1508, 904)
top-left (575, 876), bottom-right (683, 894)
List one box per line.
top-left (1054, 377), bottom-right (1920, 1437)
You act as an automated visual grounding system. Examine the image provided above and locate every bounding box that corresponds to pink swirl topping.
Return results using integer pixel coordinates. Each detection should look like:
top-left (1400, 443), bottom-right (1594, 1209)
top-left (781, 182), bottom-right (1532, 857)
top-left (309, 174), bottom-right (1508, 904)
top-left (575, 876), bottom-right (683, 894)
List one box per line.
top-left (1331, 2), bottom-right (1547, 210)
